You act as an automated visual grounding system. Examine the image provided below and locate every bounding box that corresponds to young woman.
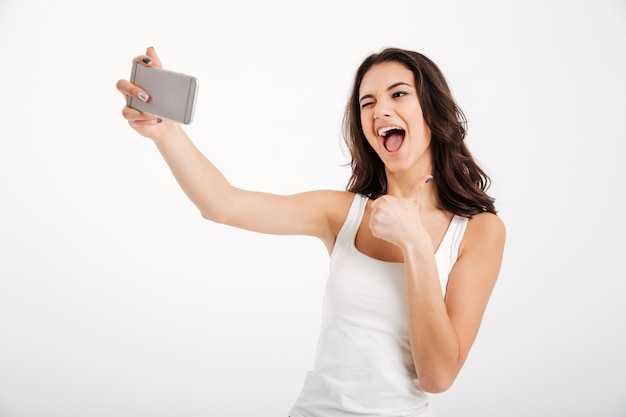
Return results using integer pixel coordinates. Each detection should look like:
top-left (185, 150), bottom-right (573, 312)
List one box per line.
top-left (116, 47), bottom-right (505, 417)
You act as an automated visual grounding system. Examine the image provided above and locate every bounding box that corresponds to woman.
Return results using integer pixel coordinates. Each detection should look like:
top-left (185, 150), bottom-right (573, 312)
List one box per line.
top-left (116, 47), bottom-right (505, 417)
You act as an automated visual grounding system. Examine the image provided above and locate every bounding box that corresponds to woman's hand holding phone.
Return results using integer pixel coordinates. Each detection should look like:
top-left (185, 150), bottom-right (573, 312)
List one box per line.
top-left (116, 47), bottom-right (191, 143)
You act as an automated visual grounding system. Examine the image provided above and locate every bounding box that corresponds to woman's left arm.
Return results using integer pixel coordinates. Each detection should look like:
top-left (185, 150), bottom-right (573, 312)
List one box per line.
top-left (403, 212), bottom-right (506, 393)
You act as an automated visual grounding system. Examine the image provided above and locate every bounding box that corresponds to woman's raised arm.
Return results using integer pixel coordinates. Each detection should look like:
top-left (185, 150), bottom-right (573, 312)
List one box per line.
top-left (116, 47), bottom-right (351, 250)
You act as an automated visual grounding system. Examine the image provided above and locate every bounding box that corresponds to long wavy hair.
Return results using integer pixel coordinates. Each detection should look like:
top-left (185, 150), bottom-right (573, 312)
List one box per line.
top-left (343, 48), bottom-right (496, 216)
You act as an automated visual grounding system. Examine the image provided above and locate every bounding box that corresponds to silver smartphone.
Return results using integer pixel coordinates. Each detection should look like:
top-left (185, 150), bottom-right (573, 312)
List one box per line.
top-left (127, 63), bottom-right (199, 124)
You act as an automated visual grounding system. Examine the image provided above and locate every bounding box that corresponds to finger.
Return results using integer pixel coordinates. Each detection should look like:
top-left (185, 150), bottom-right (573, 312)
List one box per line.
top-left (368, 212), bottom-right (380, 238)
top-left (121, 105), bottom-right (144, 121)
top-left (130, 117), bottom-right (163, 128)
top-left (116, 79), bottom-right (150, 103)
top-left (132, 54), bottom-right (154, 67)
top-left (146, 46), bottom-right (163, 68)
top-left (408, 175), bottom-right (434, 203)
top-left (122, 105), bottom-right (159, 123)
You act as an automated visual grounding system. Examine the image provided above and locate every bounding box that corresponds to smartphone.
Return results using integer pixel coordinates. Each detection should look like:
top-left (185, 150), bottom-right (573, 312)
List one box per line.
top-left (127, 63), bottom-right (199, 124)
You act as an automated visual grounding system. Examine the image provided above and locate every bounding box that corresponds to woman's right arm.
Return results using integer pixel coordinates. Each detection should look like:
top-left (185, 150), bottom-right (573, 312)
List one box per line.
top-left (116, 48), bottom-right (350, 249)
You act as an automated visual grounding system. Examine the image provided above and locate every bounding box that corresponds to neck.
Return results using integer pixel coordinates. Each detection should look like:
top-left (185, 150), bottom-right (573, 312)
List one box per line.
top-left (385, 168), bottom-right (439, 210)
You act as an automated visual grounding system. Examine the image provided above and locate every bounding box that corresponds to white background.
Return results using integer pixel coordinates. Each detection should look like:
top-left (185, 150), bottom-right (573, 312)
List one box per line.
top-left (1, 0), bottom-right (625, 416)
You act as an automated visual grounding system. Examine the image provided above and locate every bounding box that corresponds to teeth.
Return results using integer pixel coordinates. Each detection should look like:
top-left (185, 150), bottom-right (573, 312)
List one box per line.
top-left (378, 126), bottom-right (402, 137)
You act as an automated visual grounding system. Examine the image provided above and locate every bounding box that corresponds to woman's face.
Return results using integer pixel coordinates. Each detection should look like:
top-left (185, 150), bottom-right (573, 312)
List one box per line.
top-left (358, 61), bottom-right (432, 175)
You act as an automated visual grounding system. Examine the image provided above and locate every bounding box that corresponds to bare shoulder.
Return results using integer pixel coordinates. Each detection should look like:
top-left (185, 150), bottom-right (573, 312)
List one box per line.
top-left (307, 189), bottom-right (355, 203)
top-left (460, 212), bottom-right (506, 255)
top-left (310, 189), bottom-right (357, 229)
top-left (467, 211), bottom-right (506, 235)
top-left (303, 189), bottom-right (354, 211)
top-left (305, 190), bottom-right (357, 251)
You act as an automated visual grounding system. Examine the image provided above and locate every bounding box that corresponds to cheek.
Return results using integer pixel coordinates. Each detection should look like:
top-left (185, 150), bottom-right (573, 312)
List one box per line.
top-left (360, 122), bottom-right (378, 148)
top-left (360, 111), bottom-right (376, 135)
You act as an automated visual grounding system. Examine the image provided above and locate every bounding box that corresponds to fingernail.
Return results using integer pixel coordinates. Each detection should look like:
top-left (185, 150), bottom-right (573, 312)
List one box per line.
top-left (425, 176), bottom-right (433, 184)
top-left (137, 92), bottom-right (149, 102)
top-left (142, 57), bottom-right (152, 64)
top-left (157, 118), bottom-right (163, 123)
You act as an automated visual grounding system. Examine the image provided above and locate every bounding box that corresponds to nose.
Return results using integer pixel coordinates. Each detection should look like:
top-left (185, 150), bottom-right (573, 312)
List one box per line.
top-left (373, 101), bottom-right (392, 119)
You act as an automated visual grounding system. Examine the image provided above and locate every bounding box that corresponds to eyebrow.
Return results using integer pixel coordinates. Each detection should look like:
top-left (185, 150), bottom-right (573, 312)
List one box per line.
top-left (359, 81), bottom-right (413, 104)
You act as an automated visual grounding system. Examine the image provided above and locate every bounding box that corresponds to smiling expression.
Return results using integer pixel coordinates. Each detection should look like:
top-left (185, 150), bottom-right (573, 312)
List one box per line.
top-left (359, 61), bottom-right (432, 175)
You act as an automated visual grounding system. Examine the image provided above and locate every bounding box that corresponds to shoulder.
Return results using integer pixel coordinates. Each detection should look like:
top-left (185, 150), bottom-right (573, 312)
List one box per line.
top-left (305, 190), bottom-right (358, 244)
top-left (306, 189), bottom-right (356, 210)
top-left (460, 212), bottom-right (506, 256)
top-left (317, 190), bottom-right (359, 227)
top-left (467, 211), bottom-right (505, 234)
top-left (284, 189), bottom-right (355, 213)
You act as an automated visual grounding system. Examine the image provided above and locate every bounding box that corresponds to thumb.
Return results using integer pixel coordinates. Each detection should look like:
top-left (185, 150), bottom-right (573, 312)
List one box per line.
top-left (146, 46), bottom-right (163, 68)
top-left (408, 175), bottom-right (434, 204)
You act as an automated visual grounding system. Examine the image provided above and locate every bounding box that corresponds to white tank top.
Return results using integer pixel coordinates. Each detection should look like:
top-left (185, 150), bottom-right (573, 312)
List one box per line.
top-left (290, 193), bottom-right (468, 417)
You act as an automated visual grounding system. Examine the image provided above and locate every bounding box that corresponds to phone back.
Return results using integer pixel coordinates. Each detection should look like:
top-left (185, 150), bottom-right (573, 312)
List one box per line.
top-left (127, 64), bottom-right (199, 124)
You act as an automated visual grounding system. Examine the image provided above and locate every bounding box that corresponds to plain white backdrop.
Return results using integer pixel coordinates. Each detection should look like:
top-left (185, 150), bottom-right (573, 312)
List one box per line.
top-left (1, 0), bottom-right (625, 416)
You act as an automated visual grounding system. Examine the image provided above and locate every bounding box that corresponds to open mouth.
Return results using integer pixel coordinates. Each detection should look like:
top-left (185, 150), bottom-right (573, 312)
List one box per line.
top-left (378, 126), bottom-right (406, 153)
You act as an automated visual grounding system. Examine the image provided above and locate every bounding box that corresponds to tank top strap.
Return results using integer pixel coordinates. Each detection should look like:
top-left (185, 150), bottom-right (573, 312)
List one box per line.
top-left (449, 215), bottom-right (469, 259)
top-left (436, 214), bottom-right (469, 266)
top-left (334, 193), bottom-right (368, 251)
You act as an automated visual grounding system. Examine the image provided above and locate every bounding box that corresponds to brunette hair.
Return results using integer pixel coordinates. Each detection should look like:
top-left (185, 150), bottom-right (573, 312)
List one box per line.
top-left (343, 48), bottom-right (496, 216)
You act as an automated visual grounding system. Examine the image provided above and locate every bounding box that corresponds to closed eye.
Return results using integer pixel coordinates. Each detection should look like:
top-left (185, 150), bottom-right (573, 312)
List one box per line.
top-left (361, 101), bottom-right (374, 109)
